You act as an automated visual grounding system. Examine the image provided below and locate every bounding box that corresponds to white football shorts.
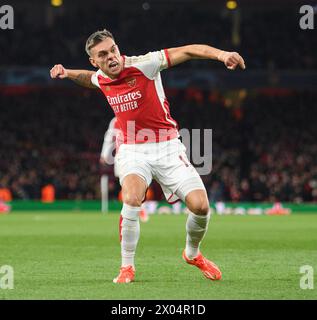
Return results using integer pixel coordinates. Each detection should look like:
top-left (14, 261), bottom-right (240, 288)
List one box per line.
top-left (115, 138), bottom-right (206, 203)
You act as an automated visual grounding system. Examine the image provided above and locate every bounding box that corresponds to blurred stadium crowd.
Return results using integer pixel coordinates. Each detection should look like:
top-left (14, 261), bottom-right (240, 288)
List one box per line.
top-left (1, 88), bottom-right (316, 202)
top-left (0, 3), bottom-right (316, 70)
top-left (1, 1), bottom-right (316, 203)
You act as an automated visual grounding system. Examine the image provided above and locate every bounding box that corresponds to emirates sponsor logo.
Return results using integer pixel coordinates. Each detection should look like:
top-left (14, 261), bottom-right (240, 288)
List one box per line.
top-left (106, 91), bottom-right (142, 105)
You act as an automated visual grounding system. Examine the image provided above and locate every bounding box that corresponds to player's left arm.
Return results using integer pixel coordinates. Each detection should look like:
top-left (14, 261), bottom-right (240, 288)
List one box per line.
top-left (167, 44), bottom-right (246, 70)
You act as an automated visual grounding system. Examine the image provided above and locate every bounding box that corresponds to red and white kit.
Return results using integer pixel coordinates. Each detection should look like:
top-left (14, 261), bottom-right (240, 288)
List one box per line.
top-left (92, 50), bottom-right (205, 203)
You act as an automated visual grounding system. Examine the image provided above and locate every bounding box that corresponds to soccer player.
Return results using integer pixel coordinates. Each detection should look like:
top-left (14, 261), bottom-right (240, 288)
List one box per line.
top-left (50, 29), bottom-right (245, 283)
top-left (100, 117), bottom-right (149, 223)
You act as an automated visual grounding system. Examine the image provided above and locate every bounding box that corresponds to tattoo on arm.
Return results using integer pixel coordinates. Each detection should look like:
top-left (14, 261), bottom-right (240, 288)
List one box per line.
top-left (72, 73), bottom-right (95, 88)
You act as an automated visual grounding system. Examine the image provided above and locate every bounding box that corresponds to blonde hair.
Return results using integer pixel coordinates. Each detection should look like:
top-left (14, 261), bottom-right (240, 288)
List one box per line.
top-left (85, 29), bottom-right (114, 56)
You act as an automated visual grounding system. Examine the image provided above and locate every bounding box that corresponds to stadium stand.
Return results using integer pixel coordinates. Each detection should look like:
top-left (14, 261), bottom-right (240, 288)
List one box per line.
top-left (1, 88), bottom-right (316, 202)
top-left (1, 1), bottom-right (316, 202)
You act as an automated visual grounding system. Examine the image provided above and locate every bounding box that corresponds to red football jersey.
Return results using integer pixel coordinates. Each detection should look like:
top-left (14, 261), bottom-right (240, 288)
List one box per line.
top-left (91, 49), bottom-right (179, 144)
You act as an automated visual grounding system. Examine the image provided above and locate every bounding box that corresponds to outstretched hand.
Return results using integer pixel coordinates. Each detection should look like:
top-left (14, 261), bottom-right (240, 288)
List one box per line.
top-left (218, 51), bottom-right (246, 70)
top-left (50, 64), bottom-right (68, 79)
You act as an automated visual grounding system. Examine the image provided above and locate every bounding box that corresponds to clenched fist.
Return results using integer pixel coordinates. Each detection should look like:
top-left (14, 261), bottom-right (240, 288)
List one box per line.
top-left (217, 51), bottom-right (246, 70)
top-left (50, 64), bottom-right (68, 79)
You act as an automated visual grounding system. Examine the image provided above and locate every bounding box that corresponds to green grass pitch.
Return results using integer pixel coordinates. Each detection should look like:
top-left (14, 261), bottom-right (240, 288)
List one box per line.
top-left (0, 211), bottom-right (316, 300)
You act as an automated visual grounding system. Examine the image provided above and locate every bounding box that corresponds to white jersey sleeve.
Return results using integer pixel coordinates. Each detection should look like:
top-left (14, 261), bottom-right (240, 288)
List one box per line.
top-left (124, 50), bottom-right (170, 80)
top-left (91, 70), bottom-right (102, 88)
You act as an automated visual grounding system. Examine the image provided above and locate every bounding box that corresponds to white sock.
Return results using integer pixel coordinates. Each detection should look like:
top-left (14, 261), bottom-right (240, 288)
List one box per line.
top-left (120, 204), bottom-right (141, 268)
top-left (185, 211), bottom-right (211, 259)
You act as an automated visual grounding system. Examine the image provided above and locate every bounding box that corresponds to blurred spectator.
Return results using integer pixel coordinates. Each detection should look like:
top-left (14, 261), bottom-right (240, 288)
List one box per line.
top-left (0, 187), bottom-right (12, 202)
top-left (1, 88), bottom-right (316, 202)
top-left (0, 3), bottom-right (316, 71)
top-left (41, 184), bottom-right (55, 203)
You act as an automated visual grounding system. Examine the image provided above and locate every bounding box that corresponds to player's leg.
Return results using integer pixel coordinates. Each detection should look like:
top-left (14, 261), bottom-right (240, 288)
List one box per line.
top-left (153, 139), bottom-right (211, 259)
top-left (114, 174), bottom-right (147, 283)
top-left (184, 189), bottom-right (210, 259)
top-left (178, 185), bottom-right (222, 280)
top-left (113, 142), bottom-right (153, 283)
top-left (154, 138), bottom-right (221, 280)
top-left (178, 185), bottom-right (222, 281)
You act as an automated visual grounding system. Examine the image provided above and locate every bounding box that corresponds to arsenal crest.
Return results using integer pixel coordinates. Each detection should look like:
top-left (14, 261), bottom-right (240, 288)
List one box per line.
top-left (126, 77), bottom-right (136, 87)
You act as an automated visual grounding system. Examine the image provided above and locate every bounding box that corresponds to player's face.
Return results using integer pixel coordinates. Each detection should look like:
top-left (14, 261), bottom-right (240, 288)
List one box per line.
top-left (89, 38), bottom-right (123, 79)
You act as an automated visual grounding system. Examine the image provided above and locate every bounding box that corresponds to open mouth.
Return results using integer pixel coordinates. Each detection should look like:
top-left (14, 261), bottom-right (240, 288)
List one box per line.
top-left (109, 61), bottom-right (119, 71)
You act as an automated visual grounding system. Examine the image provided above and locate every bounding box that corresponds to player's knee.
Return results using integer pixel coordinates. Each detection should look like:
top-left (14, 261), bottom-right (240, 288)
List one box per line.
top-left (122, 192), bottom-right (143, 207)
top-left (186, 191), bottom-right (210, 216)
top-left (190, 202), bottom-right (210, 215)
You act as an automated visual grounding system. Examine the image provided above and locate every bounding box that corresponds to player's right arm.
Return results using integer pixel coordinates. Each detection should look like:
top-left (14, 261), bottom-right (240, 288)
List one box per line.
top-left (50, 64), bottom-right (97, 89)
